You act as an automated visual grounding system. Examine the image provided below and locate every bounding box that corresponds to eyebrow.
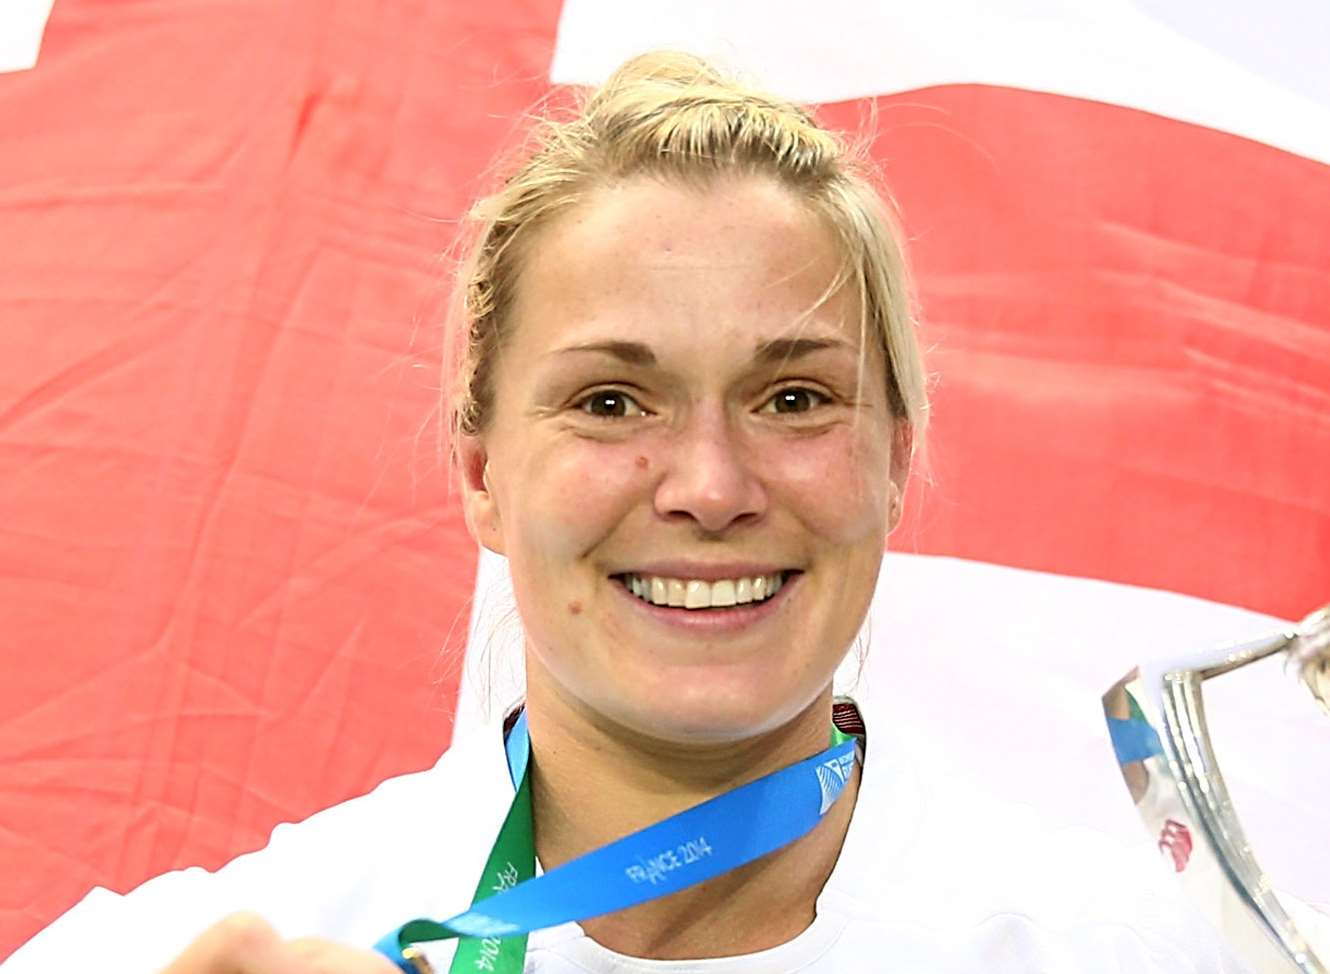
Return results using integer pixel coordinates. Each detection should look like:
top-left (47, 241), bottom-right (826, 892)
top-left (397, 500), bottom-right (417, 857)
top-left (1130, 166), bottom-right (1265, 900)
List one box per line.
top-left (554, 336), bottom-right (854, 367)
top-left (753, 336), bottom-right (853, 365)
top-left (555, 340), bottom-right (657, 366)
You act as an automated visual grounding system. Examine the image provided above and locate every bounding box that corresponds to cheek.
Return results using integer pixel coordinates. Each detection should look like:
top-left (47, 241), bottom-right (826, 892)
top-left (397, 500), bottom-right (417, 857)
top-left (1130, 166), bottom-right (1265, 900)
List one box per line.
top-left (759, 428), bottom-right (891, 541)
top-left (511, 438), bottom-right (651, 564)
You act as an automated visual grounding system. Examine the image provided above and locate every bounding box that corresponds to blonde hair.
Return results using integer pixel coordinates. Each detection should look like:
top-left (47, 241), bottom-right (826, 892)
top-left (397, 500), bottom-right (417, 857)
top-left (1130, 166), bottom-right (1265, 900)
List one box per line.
top-left (448, 51), bottom-right (928, 452)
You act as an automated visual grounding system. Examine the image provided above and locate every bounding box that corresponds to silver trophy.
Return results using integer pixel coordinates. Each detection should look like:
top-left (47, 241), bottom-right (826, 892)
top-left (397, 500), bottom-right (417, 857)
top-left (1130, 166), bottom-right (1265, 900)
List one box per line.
top-left (1103, 604), bottom-right (1329, 973)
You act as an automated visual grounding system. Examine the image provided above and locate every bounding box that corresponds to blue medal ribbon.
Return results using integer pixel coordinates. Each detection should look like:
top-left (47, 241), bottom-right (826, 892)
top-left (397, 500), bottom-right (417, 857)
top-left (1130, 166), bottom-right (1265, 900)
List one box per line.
top-left (376, 712), bottom-right (858, 972)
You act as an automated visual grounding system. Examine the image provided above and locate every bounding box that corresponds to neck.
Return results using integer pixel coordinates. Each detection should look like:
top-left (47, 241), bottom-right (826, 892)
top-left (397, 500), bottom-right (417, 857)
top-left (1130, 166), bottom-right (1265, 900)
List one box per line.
top-left (520, 681), bottom-right (860, 960)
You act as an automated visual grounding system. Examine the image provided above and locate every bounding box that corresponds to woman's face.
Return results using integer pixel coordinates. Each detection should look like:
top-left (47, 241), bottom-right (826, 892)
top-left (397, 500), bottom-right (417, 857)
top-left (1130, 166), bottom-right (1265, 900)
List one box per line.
top-left (463, 175), bottom-right (907, 745)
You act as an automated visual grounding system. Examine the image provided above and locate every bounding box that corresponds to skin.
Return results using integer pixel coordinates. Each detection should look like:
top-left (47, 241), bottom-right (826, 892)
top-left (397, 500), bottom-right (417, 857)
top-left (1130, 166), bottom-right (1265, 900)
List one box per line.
top-left (159, 913), bottom-right (398, 974)
top-left (465, 174), bottom-right (905, 746)
top-left (164, 172), bottom-right (909, 970)
top-left (459, 173), bottom-right (910, 958)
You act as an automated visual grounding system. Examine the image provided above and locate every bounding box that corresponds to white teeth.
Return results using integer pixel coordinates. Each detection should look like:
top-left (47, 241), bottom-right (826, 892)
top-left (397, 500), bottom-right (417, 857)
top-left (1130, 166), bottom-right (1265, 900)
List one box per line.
top-left (620, 572), bottom-right (787, 610)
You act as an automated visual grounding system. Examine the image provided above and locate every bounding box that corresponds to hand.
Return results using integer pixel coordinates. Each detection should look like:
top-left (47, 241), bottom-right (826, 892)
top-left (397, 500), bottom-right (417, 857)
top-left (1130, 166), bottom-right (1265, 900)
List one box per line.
top-left (159, 913), bottom-right (400, 974)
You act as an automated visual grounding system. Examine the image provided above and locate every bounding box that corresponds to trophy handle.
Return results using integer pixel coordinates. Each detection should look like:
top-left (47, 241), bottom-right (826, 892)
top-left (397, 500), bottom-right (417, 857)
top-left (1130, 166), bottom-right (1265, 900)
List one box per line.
top-left (1160, 667), bottom-right (1325, 972)
top-left (1105, 623), bottom-right (1328, 974)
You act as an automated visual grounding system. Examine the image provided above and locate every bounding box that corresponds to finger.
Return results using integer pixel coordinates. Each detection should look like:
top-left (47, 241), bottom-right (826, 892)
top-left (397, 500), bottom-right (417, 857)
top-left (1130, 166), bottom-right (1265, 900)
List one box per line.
top-left (157, 912), bottom-right (291, 974)
top-left (156, 914), bottom-right (400, 974)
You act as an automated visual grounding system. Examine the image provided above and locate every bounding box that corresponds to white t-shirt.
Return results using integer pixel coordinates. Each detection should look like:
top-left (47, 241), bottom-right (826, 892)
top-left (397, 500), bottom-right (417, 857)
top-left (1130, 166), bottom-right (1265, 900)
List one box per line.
top-left (0, 694), bottom-right (1271, 973)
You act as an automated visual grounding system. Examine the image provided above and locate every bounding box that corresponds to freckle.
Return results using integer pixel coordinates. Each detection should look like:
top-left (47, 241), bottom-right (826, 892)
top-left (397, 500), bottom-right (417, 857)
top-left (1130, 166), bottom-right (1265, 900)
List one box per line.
top-left (569, 600), bottom-right (582, 615)
top-left (635, 455), bottom-right (649, 469)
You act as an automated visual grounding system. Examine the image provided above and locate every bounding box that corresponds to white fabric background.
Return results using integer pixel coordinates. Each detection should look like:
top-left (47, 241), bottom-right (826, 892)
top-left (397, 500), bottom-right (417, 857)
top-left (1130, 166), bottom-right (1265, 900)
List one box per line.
top-left (551, 0), bottom-right (1330, 166)
top-left (0, 0), bottom-right (55, 74)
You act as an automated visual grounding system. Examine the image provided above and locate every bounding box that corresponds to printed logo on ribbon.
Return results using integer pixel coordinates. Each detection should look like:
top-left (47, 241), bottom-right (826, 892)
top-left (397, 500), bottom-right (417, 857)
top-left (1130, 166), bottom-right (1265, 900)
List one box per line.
top-left (624, 836), bottom-right (714, 886)
top-left (816, 751), bottom-right (855, 814)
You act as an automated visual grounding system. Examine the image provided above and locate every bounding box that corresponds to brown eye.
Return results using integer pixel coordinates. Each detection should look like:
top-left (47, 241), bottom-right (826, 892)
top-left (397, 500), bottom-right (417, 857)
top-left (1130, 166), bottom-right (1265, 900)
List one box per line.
top-left (763, 387), bottom-right (827, 415)
top-left (579, 390), bottom-right (644, 418)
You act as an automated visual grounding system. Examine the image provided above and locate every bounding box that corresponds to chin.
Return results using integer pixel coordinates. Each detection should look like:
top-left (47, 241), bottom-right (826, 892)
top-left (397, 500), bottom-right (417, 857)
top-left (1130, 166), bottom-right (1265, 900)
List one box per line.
top-left (595, 671), bottom-right (830, 747)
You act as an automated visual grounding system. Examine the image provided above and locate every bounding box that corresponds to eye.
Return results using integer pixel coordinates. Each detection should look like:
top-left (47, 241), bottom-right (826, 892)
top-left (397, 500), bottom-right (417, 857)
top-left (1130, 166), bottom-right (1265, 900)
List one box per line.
top-left (761, 386), bottom-right (829, 415)
top-left (578, 389), bottom-right (645, 418)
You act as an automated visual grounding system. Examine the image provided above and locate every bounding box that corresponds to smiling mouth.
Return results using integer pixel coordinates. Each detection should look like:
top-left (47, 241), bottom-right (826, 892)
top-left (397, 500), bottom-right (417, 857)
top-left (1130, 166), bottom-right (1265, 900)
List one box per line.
top-left (611, 571), bottom-right (800, 610)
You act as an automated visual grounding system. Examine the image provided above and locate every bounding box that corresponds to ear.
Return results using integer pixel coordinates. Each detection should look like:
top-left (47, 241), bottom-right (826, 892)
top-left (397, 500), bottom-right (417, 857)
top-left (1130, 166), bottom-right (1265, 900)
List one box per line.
top-left (886, 422), bottom-right (914, 535)
top-left (457, 434), bottom-right (506, 556)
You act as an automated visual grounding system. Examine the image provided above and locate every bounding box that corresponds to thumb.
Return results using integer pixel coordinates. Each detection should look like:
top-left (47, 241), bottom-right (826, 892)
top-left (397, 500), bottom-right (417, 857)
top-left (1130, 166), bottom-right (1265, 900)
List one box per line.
top-left (157, 913), bottom-right (400, 974)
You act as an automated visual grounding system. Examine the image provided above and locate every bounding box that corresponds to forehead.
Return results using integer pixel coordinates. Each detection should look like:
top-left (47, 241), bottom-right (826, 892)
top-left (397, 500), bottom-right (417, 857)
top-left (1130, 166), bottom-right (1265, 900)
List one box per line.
top-left (509, 175), bottom-right (857, 352)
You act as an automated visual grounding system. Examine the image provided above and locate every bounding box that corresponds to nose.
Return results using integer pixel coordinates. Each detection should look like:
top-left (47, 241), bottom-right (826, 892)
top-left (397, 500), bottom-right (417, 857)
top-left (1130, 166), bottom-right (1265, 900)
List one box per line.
top-left (653, 406), bottom-right (767, 534)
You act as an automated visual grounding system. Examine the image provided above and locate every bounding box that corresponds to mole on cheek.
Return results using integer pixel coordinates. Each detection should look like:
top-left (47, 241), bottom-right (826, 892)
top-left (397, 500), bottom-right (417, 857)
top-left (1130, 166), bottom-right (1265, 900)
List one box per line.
top-left (568, 600), bottom-right (582, 615)
top-left (635, 455), bottom-right (649, 470)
